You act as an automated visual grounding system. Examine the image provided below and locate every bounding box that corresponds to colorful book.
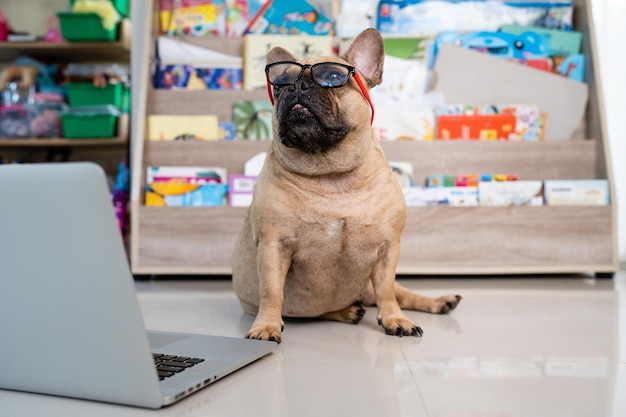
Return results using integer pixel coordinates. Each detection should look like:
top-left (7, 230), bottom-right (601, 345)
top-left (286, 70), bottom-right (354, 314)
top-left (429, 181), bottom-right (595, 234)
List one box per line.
top-left (148, 115), bottom-right (220, 141)
top-left (245, 0), bottom-right (333, 35)
top-left (436, 114), bottom-right (517, 141)
top-left (146, 166), bottom-right (228, 184)
top-left (159, 0), bottom-right (227, 36)
top-left (243, 34), bottom-right (333, 90)
top-left (499, 25), bottom-right (582, 56)
top-left (225, 0), bottom-right (266, 37)
top-left (233, 100), bottom-right (273, 140)
top-left (383, 36), bottom-right (432, 61)
top-left (145, 166), bottom-right (228, 207)
top-left (479, 181), bottom-right (544, 206)
top-left (435, 104), bottom-right (544, 141)
top-left (544, 180), bottom-right (609, 206)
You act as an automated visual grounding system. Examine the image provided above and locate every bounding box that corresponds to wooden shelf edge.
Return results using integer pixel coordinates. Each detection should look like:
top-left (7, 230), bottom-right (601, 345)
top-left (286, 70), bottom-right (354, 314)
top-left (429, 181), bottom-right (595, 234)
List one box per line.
top-left (395, 264), bottom-right (619, 276)
top-left (0, 137), bottom-right (127, 147)
top-left (130, 264), bottom-right (619, 277)
top-left (132, 265), bottom-right (232, 275)
top-left (0, 19), bottom-right (131, 51)
top-left (0, 114), bottom-right (129, 147)
top-left (134, 203), bottom-right (612, 212)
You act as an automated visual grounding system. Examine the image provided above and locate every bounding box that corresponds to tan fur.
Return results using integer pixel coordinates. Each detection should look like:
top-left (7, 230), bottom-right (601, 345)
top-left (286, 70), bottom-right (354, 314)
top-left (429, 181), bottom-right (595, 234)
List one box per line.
top-left (232, 29), bottom-right (461, 343)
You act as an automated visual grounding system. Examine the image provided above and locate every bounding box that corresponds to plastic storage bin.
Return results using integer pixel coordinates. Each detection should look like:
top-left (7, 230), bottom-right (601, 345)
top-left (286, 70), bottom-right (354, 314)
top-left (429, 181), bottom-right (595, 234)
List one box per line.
top-left (70, 0), bottom-right (129, 17)
top-left (61, 105), bottom-right (120, 138)
top-left (57, 11), bottom-right (118, 41)
top-left (66, 82), bottom-right (123, 107)
top-left (0, 105), bottom-right (31, 138)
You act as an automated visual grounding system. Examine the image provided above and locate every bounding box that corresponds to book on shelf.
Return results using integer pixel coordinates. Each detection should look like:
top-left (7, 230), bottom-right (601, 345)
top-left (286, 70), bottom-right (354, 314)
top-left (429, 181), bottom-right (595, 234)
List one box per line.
top-left (245, 0), bottom-right (333, 36)
top-left (145, 166), bottom-right (228, 207)
top-left (147, 115), bottom-right (220, 141)
top-left (434, 104), bottom-right (544, 141)
top-left (233, 100), bottom-right (273, 140)
top-left (243, 33), bottom-right (333, 90)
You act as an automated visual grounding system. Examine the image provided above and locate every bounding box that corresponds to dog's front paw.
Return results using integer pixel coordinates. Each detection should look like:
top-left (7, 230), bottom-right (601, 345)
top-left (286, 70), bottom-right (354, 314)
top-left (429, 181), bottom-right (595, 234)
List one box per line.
top-left (433, 294), bottom-right (462, 314)
top-left (246, 322), bottom-right (284, 343)
top-left (377, 315), bottom-right (423, 337)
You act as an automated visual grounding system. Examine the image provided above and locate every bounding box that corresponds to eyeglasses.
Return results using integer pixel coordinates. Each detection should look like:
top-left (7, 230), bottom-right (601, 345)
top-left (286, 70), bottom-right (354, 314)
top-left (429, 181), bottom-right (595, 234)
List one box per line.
top-left (266, 61), bottom-right (356, 88)
top-left (264, 61), bottom-right (375, 124)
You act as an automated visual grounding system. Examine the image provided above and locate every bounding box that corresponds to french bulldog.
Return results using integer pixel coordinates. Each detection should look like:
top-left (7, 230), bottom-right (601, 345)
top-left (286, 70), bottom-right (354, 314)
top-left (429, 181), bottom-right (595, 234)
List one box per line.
top-left (232, 28), bottom-right (461, 343)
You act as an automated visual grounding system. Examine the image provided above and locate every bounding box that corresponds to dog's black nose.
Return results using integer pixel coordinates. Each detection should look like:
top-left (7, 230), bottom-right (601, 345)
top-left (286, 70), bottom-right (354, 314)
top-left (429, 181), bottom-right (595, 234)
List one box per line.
top-left (289, 78), bottom-right (315, 94)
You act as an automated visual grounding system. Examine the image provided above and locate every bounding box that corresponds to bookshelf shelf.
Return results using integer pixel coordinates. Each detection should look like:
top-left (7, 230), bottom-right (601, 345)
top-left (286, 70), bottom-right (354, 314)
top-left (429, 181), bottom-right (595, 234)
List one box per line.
top-left (0, 19), bottom-right (131, 61)
top-left (129, 0), bottom-right (618, 276)
top-left (0, 115), bottom-right (129, 148)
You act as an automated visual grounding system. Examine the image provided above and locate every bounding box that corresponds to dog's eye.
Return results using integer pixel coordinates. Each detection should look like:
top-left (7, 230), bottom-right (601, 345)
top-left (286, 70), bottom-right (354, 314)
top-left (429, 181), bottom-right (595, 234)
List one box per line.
top-left (313, 64), bottom-right (350, 87)
top-left (267, 63), bottom-right (303, 86)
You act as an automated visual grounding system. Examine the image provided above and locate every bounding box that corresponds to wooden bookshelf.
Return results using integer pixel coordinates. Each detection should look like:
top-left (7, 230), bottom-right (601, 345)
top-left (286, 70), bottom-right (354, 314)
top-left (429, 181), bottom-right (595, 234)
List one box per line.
top-left (129, 0), bottom-right (618, 276)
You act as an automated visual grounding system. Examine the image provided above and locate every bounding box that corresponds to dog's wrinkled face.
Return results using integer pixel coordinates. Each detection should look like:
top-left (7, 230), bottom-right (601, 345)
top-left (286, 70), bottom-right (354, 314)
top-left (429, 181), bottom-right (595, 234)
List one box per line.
top-left (266, 29), bottom-right (384, 155)
top-left (272, 66), bottom-right (349, 154)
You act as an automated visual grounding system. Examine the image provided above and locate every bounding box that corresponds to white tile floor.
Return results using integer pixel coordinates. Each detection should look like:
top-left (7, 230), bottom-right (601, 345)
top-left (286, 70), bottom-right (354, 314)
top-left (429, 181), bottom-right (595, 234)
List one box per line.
top-left (2, 272), bottom-right (625, 416)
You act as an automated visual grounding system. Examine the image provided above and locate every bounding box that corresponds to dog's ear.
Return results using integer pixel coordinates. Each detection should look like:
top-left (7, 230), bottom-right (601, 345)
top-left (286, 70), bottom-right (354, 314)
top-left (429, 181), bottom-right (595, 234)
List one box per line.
top-left (342, 28), bottom-right (384, 88)
top-left (267, 47), bottom-right (298, 65)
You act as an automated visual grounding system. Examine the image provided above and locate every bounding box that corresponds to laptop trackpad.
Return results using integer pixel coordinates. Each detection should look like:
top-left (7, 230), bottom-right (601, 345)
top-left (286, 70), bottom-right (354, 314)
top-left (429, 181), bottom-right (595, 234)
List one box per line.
top-left (148, 332), bottom-right (192, 349)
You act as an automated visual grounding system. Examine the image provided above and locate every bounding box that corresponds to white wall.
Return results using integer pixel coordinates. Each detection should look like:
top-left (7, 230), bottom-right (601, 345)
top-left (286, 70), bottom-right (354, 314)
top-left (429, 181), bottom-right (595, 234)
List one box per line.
top-left (592, 0), bottom-right (626, 269)
top-left (1, 0), bottom-right (67, 37)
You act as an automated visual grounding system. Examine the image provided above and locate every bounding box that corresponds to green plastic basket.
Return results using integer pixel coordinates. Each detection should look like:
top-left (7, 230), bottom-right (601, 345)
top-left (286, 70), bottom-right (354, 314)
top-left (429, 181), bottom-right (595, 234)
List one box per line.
top-left (61, 106), bottom-right (119, 139)
top-left (66, 83), bottom-right (123, 107)
top-left (120, 86), bottom-right (130, 113)
top-left (57, 11), bottom-right (118, 42)
top-left (70, 0), bottom-right (130, 17)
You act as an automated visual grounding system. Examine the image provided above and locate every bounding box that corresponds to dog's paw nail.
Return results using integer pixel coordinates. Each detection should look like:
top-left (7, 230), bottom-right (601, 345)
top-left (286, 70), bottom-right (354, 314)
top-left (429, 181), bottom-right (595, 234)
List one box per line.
top-left (412, 326), bottom-right (423, 337)
top-left (377, 317), bottom-right (383, 326)
top-left (395, 327), bottom-right (403, 337)
top-left (455, 295), bottom-right (462, 301)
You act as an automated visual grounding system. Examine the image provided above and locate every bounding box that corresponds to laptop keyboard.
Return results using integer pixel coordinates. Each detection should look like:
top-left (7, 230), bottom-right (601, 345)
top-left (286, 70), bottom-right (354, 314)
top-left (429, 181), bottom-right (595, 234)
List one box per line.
top-left (153, 353), bottom-right (205, 380)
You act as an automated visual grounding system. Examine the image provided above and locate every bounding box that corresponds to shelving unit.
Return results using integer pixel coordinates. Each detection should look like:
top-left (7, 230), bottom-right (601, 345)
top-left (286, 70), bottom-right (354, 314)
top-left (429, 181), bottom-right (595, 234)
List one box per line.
top-left (130, 0), bottom-right (618, 276)
top-left (0, 19), bottom-right (131, 173)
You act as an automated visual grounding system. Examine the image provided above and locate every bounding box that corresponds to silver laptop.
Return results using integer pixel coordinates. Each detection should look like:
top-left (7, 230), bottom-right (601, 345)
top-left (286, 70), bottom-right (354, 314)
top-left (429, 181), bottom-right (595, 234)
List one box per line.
top-left (0, 162), bottom-right (276, 409)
